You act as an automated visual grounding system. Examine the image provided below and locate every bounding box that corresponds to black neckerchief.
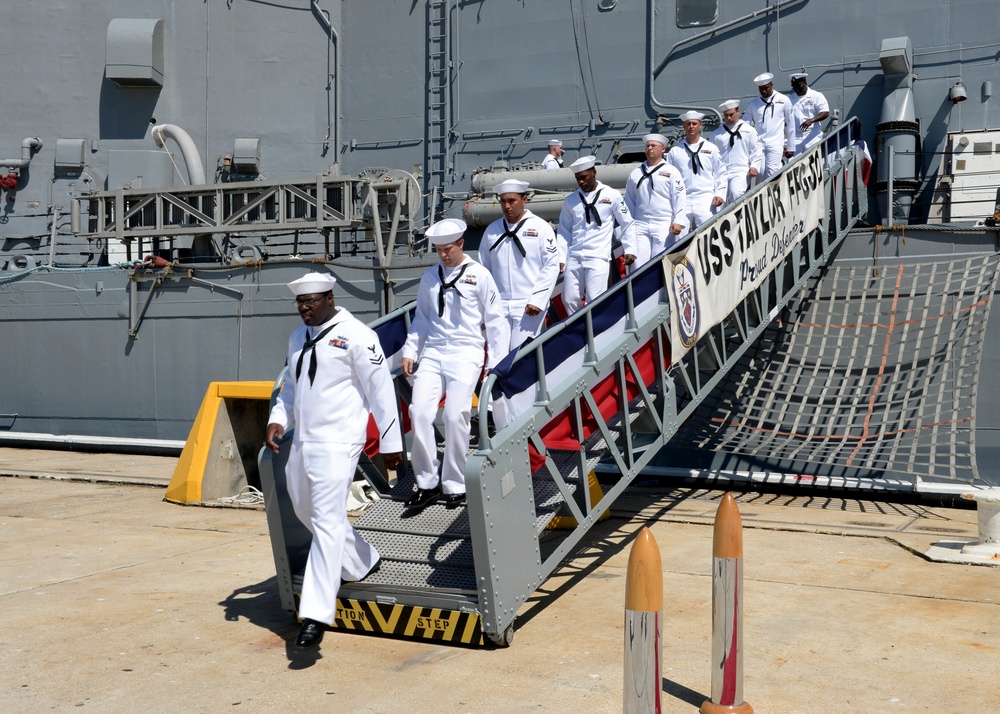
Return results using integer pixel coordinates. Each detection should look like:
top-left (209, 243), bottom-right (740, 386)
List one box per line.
top-left (490, 218), bottom-right (528, 257)
top-left (684, 141), bottom-right (704, 175)
top-left (437, 262), bottom-right (470, 317)
top-left (762, 96), bottom-right (775, 121)
top-left (636, 161), bottom-right (665, 190)
top-left (580, 188), bottom-right (604, 226)
top-left (724, 123), bottom-right (742, 148)
top-left (295, 321), bottom-right (338, 386)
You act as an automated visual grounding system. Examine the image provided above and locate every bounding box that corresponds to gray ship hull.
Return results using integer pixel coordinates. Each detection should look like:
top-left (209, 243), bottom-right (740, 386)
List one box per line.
top-left (2, 1), bottom-right (1000, 486)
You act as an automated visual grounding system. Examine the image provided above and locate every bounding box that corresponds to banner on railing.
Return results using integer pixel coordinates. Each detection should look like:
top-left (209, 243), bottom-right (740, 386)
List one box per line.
top-left (666, 145), bottom-right (825, 361)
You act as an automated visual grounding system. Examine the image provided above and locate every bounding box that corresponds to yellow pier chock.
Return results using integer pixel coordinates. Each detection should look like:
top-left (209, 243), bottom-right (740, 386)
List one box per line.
top-left (165, 381), bottom-right (274, 505)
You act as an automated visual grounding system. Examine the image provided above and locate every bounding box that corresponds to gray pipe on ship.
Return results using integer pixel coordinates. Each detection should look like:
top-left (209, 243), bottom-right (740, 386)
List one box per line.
top-left (875, 36), bottom-right (920, 225)
top-left (470, 163), bottom-right (639, 195)
top-left (151, 124), bottom-right (207, 186)
top-left (466, 162), bottom-right (640, 226)
top-left (0, 137), bottom-right (43, 169)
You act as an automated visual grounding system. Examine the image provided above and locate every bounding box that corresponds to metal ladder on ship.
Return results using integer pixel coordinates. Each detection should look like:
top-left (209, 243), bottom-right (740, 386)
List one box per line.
top-left (258, 120), bottom-right (869, 646)
top-left (423, 0), bottom-right (452, 220)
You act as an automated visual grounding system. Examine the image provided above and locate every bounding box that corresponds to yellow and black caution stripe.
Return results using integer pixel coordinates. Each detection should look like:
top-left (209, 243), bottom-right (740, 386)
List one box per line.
top-left (331, 598), bottom-right (485, 646)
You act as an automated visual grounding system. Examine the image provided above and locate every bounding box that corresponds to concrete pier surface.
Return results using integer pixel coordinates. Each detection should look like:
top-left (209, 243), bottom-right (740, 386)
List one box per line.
top-left (1, 447), bottom-right (998, 713)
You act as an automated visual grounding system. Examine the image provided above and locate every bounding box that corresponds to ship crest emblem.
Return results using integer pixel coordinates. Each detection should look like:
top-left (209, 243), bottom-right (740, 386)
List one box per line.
top-left (329, 336), bottom-right (349, 349)
top-left (671, 257), bottom-right (700, 349)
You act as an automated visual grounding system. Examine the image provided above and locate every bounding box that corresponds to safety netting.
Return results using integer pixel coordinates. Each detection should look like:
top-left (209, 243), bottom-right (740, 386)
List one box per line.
top-left (673, 255), bottom-right (1000, 483)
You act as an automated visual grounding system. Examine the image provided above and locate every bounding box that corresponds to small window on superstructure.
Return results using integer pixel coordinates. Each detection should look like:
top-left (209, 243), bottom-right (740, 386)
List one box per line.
top-left (676, 0), bottom-right (719, 28)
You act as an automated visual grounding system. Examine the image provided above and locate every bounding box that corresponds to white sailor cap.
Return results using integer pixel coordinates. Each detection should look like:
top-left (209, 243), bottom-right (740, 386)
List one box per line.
top-left (569, 155), bottom-right (597, 173)
top-left (718, 99), bottom-right (740, 112)
top-left (288, 271), bottom-right (337, 296)
top-left (494, 179), bottom-right (530, 196)
top-left (547, 139), bottom-right (563, 147)
top-left (790, 72), bottom-right (808, 81)
top-left (679, 110), bottom-right (704, 122)
top-left (753, 72), bottom-right (774, 86)
top-left (426, 217), bottom-right (467, 246)
top-left (642, 133), bottom-right (668, 146)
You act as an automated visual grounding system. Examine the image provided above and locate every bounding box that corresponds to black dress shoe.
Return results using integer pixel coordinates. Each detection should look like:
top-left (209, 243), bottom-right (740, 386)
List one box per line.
top-left (404, 486), bottom-right (440, 509)
top-left (295, 619), bottom-right (324, 649)
top-left (442, 492), bottom-right (466, 508)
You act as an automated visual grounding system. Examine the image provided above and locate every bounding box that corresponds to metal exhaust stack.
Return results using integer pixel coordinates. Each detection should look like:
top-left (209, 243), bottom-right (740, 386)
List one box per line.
top-left (875, 36), bottom-right (920, 225)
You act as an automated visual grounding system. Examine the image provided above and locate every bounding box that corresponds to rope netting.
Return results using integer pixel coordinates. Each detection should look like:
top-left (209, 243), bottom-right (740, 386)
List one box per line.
top-left (677, 255), bottom-right (1000, 482)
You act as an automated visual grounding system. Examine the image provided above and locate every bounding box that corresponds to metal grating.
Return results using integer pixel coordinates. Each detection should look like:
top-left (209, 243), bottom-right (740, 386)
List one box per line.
top-left (298, 559), bottom-right (477, 592)
top-left (354, 498), bottom-right (471, 537)
top-left (357, 530), bottom-right (473, 565)
top-left (675, 256), bottom-right (1000, 482)
top-left (346, 560), bottom-right (475, 591)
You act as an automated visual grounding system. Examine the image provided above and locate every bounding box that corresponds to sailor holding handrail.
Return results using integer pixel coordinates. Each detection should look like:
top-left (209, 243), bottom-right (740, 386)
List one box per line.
top-left (557, 155), bottom-right (637, 315)
top-left (710, 99), bottom-right (764, 203)
top-left (624, 133), bottom-right (687, 266)
top-left (742, 72), bottom-right (796, 179)
top-left (667, 111), bottom-right (728, 232)
top-left (401, 219), bottom-right (510, 511)
top-left (789, 72), bottom-right (830, 155)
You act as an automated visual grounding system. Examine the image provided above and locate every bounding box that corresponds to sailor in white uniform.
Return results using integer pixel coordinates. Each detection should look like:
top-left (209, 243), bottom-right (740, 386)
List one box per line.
top-left (542, 139), bottom-right (564, 170)
top-left (479, 179), bottom-right (559, 428)
top-left (710, 100), bottom-right (764, 203)
top-left (401, 219), bottom-right (510, 510)
top-left (742, 72), bottom-right (795, 179)
top-left (666, 111), bottom-right (727, 231)
top-left (789, 72), bottom-right (830, 155)
top-left (266, 272), bottom-right (403, 650)
top-left (479, 179), bottom-right (560, 350)
top-left (624, 133), bottom-right (687, 266)
top-left (557, 155), bottom-right (637, 315)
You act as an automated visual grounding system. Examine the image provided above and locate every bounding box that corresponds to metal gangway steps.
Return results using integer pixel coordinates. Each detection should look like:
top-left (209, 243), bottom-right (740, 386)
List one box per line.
top-left (258, 120), bottom-right (868, 646)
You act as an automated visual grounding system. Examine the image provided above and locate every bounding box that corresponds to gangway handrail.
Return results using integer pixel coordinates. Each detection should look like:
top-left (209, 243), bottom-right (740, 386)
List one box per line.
top-left (462, 118), bottom-right (868, 638)
top-left (477, 118), bottom-right (866, 444)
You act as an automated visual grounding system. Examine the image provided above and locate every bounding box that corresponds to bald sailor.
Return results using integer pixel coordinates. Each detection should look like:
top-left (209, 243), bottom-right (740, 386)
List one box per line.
top-left (401, 219), bottom-right (510, 510)
top-left (557, 155), bottom-right (637, 315)
top-left (742, 72), bottom-right (795, 179)
top-left (624, 133), bottom-right (687, 266)
top-left (542, 139), bottom-right (564, 170)
top-left (266, 272), bottom-right (403, 650)
top-left (479, 179), bottom-right (560, 350)
top-left (710, 100), bottom-right (764, 203)
top-left (666, 111), bottom-right (727, 231)
top-left (789, 72), bottom-right (830, 155)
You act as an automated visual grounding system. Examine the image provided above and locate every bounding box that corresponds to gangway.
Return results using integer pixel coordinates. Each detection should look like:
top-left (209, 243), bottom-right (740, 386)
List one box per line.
top-left (258, 120), bottom-right (868, 646)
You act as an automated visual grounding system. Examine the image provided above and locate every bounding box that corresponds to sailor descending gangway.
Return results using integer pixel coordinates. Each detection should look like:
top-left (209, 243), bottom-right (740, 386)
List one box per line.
top-left (258, 120), bottom-right (869, 646)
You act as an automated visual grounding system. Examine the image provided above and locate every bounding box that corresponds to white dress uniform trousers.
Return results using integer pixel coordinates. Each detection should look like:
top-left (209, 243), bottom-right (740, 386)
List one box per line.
top-left (624, 161), bottom-right (687, 266)
top-left (667, 139), bottom-right (728, 231)
top-left (557, 180), bottom-right (637, 315)
top-left (742, 91), bottom-right (795, 179)
top-left (402, 257), bottom-right (510, 495)
top-left (790, 88), bottom-right (830, 155)
top-left (710, 121), bottom-right (764, 202)
top-left (268, 308), bottom-right (402, 626)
